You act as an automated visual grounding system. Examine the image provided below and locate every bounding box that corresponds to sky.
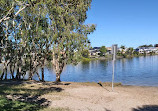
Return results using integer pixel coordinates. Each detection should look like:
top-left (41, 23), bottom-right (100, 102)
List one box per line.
top-left (85, 0), bottom-right (158, 48)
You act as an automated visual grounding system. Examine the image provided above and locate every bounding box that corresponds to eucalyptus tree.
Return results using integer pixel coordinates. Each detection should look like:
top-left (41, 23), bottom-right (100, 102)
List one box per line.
top-left (46, 0), bottom-right (96, 82)
top-left (0, 20), bottom-right (10, 80)
top-left (0, 0), bottom-right (30, 80)
top-left (0, 0), bottom-right (42, 23)
top-left (24, 6), bottom-right (51, 81)
top-left (0, 0), bottom-right (95, 82)
top-left (0, 24), bottom-right (4, 63)
top-left (14, 1), bottom-right (53, 81)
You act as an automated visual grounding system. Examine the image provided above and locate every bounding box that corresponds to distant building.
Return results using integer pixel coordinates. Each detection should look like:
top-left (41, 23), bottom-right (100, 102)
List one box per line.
top-left (106, 47), bottom-right (112, 54)
top-left (118, 47), bottom-right (128, 54)
top-left (89, 47), bottom-right (101, 57)
top-left (93, 47), bottom-right (101, 51)
top-left (154, 44), bottom-right (158, 48)
top-left (136, 47), bottom-right (158, 54)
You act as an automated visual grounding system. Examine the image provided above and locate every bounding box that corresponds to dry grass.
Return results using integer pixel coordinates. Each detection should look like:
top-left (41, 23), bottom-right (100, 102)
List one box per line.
top-left (39, 107), bottom-right (71, 111)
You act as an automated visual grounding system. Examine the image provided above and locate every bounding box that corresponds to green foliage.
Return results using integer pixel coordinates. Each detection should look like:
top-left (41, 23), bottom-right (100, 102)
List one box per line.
top-left (0, 96), bottom-right (39, 111)
top-left (133, 51), bottom-right (139, 56)
top-left (99, 46), bottom-right (107, 56)
top-left (81, 49), bottom-right (89, 58)
top-left (139, 44), bottom-right (153, 48)
top-left (81, 57), bottom-right (91, 62)
top-left (120, 45), bottom-right (125, 49)
top-left (149, 51), bottom-right (155, 55)
top-left (0, 0), bottom-right (95, 81)
top-left (125, 47), bottom-right (134, 55)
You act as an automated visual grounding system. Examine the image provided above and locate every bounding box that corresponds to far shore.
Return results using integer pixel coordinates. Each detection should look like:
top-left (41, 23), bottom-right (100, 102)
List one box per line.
top-left (0, 80), bottom-right (158, 111)
top-left (81, 54), bottom-right (158, 62)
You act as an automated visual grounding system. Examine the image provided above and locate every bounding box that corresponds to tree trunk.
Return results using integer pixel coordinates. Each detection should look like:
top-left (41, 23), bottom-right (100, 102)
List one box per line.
top-left (29, 56), bottom-right (33, 80)
top-left (55, 60), bottom-right (65, 83)
top-left (0, 71), bottom-right (4, 80)
top-left (1, 62), bottom-right (7, 80)
top-left (41, 58), bottom-right (45, 82)
top-left (29, 70), bottom-right (33, 80)
top-left (55, 60), bottom-right (61, 83)
top-left (41, 67), bottom-right (44, 82)
top-left (53, 51), bottom-right (66, 83)
top-left (56, 73), bottom-right (61, 83)
top-left (4, 66), bottom-right (7, 80)
top-left (16, 67), bottom-right (20, 80)
top-left (10, 64), bottom-right (15, 80)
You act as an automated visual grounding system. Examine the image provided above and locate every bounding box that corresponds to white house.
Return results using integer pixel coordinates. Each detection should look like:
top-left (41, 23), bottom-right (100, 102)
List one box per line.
top-left (136, 47), bottom-right (158, 54)
top-left (89, 47), bottom-right (101, 57)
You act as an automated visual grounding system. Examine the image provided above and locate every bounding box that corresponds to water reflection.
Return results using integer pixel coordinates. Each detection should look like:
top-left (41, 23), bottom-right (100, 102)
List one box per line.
top-left (63, 55), bottom-right (158, 86)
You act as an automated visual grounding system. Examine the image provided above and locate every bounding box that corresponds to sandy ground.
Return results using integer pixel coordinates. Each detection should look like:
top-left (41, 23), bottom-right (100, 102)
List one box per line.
top-left (40, 82), bottom-right (158, 111)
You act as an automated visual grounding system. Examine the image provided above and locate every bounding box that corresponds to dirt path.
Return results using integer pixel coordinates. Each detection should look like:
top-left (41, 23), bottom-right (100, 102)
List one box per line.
top-left (41, 82), bottom-right (158, 111)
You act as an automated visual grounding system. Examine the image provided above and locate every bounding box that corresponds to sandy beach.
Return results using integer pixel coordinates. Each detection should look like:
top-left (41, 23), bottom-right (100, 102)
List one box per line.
top-left (38, 82), bottom-right (158, 111)
top-left (1, 81), bottom-right (158, 111)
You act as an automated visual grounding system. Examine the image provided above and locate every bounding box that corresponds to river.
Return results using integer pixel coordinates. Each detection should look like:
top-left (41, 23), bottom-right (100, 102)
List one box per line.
top-left (32, 55), bottom-right (158, 86)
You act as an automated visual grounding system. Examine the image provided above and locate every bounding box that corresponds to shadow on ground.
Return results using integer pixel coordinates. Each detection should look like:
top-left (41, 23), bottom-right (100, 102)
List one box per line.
top-left (97, 83), bottom-right (110, 92)
top-left (133, 105), bottom-right (158, 111)
top-left (0, 80), bottom-right (64, 111)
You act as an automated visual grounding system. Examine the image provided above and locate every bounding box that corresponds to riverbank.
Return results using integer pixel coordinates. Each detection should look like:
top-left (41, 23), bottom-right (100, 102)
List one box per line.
top-left (82, 54), bottom-right (158, 62)
top-left (0, 81), bottom-right (158, 111)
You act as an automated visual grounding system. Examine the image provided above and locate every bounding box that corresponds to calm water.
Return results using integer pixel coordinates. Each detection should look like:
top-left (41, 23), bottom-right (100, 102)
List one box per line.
top-left (33, 55), bottom-right (158, 86)
top-left (1, 55), bottom-right (158, 86)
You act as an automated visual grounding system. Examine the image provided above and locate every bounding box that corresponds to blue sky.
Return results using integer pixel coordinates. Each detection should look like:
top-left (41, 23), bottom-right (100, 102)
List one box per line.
top-left (85, 0), bottom-right (158, 48)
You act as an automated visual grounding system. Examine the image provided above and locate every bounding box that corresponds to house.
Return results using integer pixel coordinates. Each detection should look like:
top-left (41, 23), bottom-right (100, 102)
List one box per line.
top-left (136, 47), bottom-right (158, 54)
top-left (89, 47), bottom-right (101, 57)
top-left (135, 48), bottom-right (145, 54)
top-left (106, 47), bottom-right (112, 54)
top-left (154, 45), bottom-right (158, 54)
top-left (154, 44), bottom-right (158, 48)
top-left (118, 47), bottom-right (128, 54)
top-left (155, 50), bottom-right (158, 54)
top-left (93, 47), bottom-right (101, 51)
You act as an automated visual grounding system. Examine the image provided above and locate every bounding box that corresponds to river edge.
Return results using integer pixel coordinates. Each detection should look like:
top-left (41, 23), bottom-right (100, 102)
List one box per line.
top-left (0, 80), bottom-right (158, 111)
top-left (1, 80), bottom-right (158, 88)
top-left (81, 54), bottom-right (158, 62)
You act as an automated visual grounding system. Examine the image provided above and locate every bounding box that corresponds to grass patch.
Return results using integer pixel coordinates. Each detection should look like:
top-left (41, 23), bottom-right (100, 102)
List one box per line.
top-left (0, 96), bottom-right (39, 111)
top-left (100, 82), bottom-right (122, 87)
top-left (81, 57), bottom-right (91, 62)
top-left (81, 57), bottom-right (100, 62)
top-left (0, 81), bottom-right (64, 111)
top-left (73, 82), bottom-right (122, 87)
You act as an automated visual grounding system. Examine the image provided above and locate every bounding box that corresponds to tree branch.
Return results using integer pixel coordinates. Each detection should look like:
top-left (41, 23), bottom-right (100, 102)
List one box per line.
top-left (0, 0), bottom-right (42, 24)
top-left (0, 7), bottom-right (14, 23)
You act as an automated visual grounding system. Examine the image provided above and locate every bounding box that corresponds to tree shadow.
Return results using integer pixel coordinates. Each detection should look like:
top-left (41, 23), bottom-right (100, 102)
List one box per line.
top-left (132, 105), bottom-right (158, 111)
top-left (104, 108), bottom-right (111, 111)
top-left (0, 80), bottom-right (71, 86)
top-left (41, 82), bottom-right (71, 86)
top-left (97, 82), bottom-right (110, 92)
top-left (0, 80), bottom-right (64, 111)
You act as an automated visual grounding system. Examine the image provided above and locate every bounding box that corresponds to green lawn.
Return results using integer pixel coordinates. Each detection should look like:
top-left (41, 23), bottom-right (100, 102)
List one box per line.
top-left (0, 81), bottom-right (68, 111)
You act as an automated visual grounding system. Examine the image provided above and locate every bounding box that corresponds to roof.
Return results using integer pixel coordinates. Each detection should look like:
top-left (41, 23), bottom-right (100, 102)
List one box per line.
top-left (106, 47), bottom-right (112, 50)
top-left (93, 47), bottom-right (100, 50)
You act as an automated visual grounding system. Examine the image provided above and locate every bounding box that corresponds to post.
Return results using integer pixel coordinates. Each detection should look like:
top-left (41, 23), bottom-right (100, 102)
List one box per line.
top-left (112, 58), bottom-right (115, 91)
top-left (112, 44), bottom-right (117, 91)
